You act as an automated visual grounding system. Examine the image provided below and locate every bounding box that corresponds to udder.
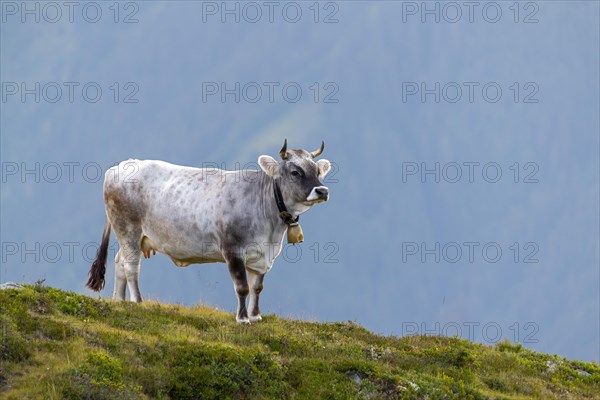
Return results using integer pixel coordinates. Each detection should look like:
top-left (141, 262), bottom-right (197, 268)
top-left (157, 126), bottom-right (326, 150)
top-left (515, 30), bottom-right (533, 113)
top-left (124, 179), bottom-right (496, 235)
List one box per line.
top-left (140, 236), bottom-right (157, 259)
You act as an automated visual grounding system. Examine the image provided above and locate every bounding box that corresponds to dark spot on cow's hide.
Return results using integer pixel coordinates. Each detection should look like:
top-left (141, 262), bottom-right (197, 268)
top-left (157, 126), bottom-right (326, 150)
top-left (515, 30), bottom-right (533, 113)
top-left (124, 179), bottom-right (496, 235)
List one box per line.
top-left (105, 190), bottom-right (143, 224)
top-left (225, 216), bottom-right (256, 246)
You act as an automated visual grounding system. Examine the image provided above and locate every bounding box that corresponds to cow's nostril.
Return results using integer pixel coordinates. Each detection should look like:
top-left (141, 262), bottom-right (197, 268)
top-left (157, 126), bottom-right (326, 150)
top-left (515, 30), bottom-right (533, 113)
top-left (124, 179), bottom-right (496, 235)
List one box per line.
top-left (315, 187), bottom-right (329, 197)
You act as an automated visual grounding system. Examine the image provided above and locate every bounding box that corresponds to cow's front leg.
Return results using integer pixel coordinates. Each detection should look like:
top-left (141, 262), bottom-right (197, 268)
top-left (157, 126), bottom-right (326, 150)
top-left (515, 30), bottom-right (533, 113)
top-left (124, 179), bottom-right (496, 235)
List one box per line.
top-left (226, 256), bottom-right (250, 324)
top-left (247, 270), bottom-right (264, 322)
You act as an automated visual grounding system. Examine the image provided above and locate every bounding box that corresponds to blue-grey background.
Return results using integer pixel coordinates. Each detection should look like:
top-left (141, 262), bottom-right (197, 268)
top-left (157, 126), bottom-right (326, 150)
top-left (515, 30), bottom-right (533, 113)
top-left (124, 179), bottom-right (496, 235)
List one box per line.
top-left (1, 1), bottom-right (598, 362)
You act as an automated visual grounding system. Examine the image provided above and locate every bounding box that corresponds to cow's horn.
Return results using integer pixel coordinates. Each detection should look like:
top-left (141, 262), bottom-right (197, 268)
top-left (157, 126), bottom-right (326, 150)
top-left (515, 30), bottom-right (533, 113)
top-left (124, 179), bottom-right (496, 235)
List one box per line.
top-left (279, 139), bottom-right (289, 160)
top-left (310, 141), bottom-right (325, 158)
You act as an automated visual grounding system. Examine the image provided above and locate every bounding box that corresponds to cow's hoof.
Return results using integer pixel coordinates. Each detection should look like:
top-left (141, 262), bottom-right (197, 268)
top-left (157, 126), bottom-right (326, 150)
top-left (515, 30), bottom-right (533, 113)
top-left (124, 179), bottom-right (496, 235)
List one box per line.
top-left (249, 315), bottom-right (262, 323)
top-left (236, 317), bottom-right (250, 324)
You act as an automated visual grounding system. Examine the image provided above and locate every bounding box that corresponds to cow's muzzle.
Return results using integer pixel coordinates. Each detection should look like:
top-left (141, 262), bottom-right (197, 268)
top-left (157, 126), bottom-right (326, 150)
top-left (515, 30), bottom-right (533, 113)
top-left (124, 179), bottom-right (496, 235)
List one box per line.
top-left (306, 186), bottom-right (329, 203)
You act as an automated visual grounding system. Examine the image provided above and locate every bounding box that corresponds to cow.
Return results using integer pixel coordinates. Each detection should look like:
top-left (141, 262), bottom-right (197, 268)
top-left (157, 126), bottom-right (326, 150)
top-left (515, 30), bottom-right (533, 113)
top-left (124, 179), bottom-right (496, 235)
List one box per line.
top-left (86, 140), bottom-right (331, 323)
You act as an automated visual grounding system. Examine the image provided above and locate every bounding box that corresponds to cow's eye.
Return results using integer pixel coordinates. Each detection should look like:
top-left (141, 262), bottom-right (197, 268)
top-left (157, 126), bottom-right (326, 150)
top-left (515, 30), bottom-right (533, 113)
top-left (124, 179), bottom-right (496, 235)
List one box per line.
top-left (291, 170), bottom-right (300, 177)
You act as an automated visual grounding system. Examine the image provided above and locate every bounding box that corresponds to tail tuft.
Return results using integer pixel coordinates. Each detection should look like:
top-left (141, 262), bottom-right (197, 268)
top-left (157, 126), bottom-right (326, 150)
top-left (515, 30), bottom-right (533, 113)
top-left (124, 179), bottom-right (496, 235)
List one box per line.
top-left (86, 221), bottom-right (111, 291)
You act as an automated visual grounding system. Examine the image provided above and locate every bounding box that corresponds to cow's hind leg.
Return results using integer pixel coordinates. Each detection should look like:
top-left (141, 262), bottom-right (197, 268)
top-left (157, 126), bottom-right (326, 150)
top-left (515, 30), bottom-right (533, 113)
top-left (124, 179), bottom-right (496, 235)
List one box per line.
top-left (121, 244), bottom-right (143, 302)
top-left (112, 249), bottom-right (127, 301)
top-left (110, 226), bottom-right (143, 303)
top-left (247, 270), bottom-right (264, 322)
top-left (225, 256), bottom-right (250, 324)
top-left (104, 186), bottom-right (144, 303)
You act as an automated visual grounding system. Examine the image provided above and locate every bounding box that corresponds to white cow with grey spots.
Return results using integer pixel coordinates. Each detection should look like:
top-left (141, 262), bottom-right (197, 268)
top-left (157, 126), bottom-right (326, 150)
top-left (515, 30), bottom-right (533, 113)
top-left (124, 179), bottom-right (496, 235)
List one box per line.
top-left (86, 140), bottom-right (331, 323)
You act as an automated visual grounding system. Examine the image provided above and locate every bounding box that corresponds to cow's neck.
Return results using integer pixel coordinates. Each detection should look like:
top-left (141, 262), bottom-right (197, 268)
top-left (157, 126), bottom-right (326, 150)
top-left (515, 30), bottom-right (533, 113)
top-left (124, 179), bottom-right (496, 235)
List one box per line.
top-left (257, 173), bottom-right (287, 228)
top-left (258, 173), bottom-right (306, 223)
top-left (273, 179), bottom-right (300, 225)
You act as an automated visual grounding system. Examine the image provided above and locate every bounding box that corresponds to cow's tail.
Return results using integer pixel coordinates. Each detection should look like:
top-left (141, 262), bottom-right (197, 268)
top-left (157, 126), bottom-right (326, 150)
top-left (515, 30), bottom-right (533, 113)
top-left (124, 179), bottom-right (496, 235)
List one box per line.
top-left (86, 219), bottom-right (111, 291)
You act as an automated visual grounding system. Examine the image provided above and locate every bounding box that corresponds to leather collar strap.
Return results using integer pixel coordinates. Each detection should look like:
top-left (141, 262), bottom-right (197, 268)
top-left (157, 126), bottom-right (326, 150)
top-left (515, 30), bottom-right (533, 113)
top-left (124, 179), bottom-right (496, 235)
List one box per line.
top-left (273, 180), bottom-right (299, 225)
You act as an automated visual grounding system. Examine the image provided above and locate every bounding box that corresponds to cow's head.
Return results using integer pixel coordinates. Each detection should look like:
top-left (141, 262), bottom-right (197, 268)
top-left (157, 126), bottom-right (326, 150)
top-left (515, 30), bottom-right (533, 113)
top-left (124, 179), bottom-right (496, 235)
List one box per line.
top-left (258, 139), bottom-right (331, 214)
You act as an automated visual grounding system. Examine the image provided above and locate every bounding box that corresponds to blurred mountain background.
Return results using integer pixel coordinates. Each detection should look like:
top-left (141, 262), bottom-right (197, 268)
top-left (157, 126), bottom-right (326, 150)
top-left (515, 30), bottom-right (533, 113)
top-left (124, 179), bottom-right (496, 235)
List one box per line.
top-left (1, 1), bottom-right (598, 361)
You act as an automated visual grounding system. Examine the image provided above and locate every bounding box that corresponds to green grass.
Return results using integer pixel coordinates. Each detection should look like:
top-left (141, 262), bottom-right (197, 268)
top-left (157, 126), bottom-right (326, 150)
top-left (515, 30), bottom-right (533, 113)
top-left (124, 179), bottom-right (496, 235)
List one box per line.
top-left (1, 285), bottom-right (598, 399)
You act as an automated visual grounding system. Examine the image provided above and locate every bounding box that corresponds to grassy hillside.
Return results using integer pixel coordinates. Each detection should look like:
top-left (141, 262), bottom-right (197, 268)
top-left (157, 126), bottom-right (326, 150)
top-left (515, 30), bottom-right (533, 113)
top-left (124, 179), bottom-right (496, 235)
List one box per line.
top-left (1, 285), bottom-right (598, 399)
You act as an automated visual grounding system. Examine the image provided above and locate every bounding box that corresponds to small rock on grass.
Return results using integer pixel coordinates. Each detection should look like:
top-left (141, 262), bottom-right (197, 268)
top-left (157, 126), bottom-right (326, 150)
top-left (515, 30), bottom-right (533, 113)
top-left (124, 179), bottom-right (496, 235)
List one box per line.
top-left (0, 282), bottom-right (24, 290)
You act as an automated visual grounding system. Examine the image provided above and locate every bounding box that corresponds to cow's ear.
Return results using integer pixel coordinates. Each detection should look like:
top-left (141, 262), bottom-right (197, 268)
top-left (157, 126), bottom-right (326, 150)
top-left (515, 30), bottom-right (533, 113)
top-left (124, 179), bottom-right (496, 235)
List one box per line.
top-left (258, 155), bottom-right (280, 176)
top-left (316, 159), bottom-right (331, 178)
